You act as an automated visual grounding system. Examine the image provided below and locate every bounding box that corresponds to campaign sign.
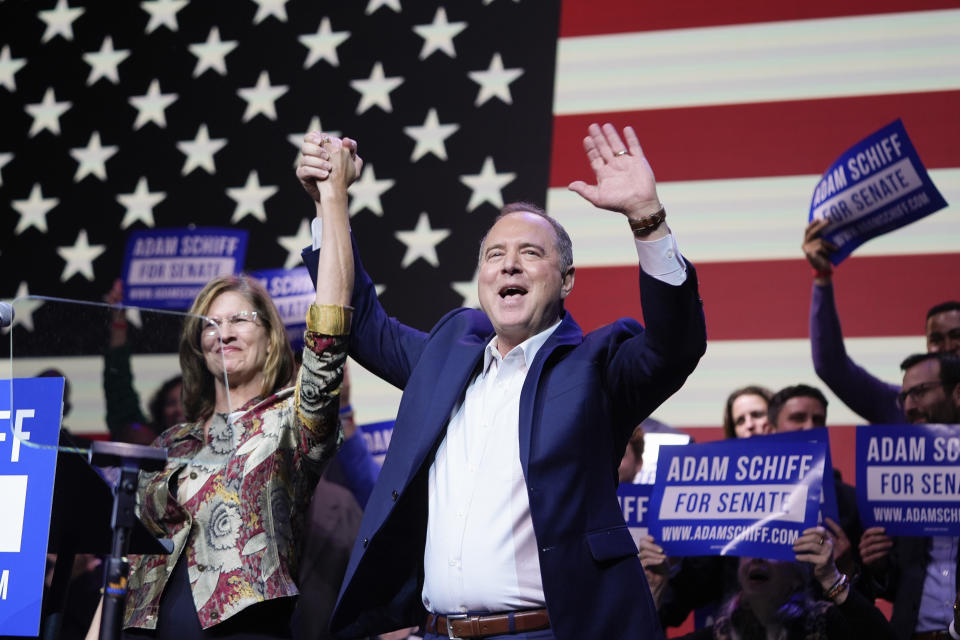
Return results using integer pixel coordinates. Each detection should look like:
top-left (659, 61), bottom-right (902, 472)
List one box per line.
top-left (857, 424), bottom-right (960, 536)
top-left (357, 420), bottom-right (394, 466)
top-left (0, 377), bottom-right (64, 636)
top-left (618, 482), bottom-right (653, 548)
top-left (649, 438), bottom-right (826, 560)
top-left (122, 228), bottom-right (249, 309)
top-left (249, 266), bottom-right (314, 351)
top-left (808, 119), bottom-right (947, 265)
top-left (764, 429), bottom-right (839, 525)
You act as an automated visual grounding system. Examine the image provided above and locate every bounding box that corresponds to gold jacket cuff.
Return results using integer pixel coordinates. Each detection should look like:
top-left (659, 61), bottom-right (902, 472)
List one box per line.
top-left (306, 304), bottom-right (352, 335)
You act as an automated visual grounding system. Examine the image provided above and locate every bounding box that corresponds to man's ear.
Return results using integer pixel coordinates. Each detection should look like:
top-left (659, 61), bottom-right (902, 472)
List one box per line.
top-left (952, 382), bottom-right (960, 410)
top-left (560, 266), bottom-right (575, 299)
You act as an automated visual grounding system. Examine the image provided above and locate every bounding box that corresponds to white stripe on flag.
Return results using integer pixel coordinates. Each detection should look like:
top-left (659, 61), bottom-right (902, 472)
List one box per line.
top-left (546, 168), bottom-right (960, 266)
top-left (555, 9), bottom-right (960, 114)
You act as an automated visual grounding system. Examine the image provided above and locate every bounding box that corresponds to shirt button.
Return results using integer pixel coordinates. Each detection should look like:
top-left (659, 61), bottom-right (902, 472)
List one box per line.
top-left (391, 490), bottom-right (399, 501)
top-left (449, 558), bottom-right (458, 567)
top-left (197, 564), bottom-right (205, 572)
top-left (362, 538), bottom-right (369, 548)
top-left (943, 569), bottom-right (950, 577)
top-left (666, 249), bottom-right (675, 259)
top-left (189, 472), bottom-right (198, 480)
top-left (210, 611), bottom-right (218, 620)
top-left (456, 510), bottom-right (464, 517)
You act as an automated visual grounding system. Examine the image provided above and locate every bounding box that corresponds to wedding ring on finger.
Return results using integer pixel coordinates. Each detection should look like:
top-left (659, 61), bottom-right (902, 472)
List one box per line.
top-left (614, 149), bottom-right (629, 157)
top-left (818, 535), bottom-right (825, 545)
top-left (321, 136), bottom-right (330, 145)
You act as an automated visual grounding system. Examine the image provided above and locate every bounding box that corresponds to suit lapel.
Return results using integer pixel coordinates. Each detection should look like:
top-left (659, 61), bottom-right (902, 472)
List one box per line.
top-left (518, 312), bottom-right (583, 478)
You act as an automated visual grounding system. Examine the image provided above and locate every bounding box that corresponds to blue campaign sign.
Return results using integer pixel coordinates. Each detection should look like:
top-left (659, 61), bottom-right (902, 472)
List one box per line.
top-left (122, 228), bottom-right (249, 309)
top-left (808, 119), bottom-right (947, 264)
top-left (357, 420), bottom-right (394, 466)
top-left (618, 482), bottom-right (653, 548)
top-left (649, 438), bottom-right (826, 560)
top-left (0, 377), bottom-right (64, 637)
top-left (764, 429), bottom-right (839, 525)
top-left (857, 424), bottom-right (960, 536)
top-left (249, 266), bottom-right (314, 352)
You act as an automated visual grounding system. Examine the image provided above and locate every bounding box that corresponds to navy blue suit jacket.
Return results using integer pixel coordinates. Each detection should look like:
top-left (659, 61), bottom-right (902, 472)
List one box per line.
top-left (303, 241), bottom-right (706, 640)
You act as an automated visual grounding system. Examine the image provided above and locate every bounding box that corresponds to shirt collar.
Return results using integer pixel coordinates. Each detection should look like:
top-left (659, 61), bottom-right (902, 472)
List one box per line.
top-left (483, 319), bottom-right (562, 373)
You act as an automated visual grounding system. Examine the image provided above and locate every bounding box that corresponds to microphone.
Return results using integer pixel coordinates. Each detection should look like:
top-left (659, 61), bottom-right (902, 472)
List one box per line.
top-left (0, 302), bottom-right (14, 328)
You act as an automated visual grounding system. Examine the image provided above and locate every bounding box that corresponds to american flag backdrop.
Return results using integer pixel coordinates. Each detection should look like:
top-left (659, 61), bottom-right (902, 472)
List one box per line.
top-left (1, 0), bottom-right (959, 477)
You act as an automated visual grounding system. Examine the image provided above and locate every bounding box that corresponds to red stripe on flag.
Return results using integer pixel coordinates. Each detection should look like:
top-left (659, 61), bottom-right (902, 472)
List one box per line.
top-left (559, 0), bottom-right (958, 37)
top-left (550, 91), bottom-right (960, 186)
top-left (566, 253), bottom-right (960, 339)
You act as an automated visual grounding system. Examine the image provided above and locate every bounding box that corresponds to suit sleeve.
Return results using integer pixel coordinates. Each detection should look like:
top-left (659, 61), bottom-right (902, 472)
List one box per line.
top-left (810, 282), bottom-right (902, 423)
top-left (302, 235), bottom-right (428, 390)
top-left (604, 259), bottom-right (707, 431)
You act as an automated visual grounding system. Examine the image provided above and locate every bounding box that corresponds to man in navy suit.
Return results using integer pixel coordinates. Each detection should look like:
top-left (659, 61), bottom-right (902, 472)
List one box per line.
top-left (297, 124), bottom-right (707, 640)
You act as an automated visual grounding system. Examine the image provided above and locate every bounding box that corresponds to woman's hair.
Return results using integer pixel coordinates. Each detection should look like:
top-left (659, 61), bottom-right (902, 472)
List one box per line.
top-left (179, 275), bottom-right (295, 422)
top-left (148, 374), bottom-right (183, 430)
top-left (722, 385), bottom-right (774, 439)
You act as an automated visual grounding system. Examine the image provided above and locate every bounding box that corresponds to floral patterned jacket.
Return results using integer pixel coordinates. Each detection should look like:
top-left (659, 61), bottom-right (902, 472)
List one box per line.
top-left (124, 332), bottom-right (345, 630)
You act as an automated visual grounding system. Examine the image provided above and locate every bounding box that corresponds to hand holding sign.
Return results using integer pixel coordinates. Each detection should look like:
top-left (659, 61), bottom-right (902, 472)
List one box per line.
top-left (858, 526), bottom-right (893, 568)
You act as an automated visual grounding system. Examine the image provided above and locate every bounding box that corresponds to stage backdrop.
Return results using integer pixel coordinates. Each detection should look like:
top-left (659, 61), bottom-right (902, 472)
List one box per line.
top-left (1, 1), bottom-right (958, 482)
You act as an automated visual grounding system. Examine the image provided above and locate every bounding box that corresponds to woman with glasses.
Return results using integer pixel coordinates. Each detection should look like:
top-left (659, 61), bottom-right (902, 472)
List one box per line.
top-left (115, 138), bottom-right (357, 640)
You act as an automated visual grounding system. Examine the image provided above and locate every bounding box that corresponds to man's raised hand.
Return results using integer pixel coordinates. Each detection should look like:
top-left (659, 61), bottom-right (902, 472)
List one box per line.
top-left (296, 131), bottom-right (364, 203)
top-left (568, 123), bottom-right (661, 220)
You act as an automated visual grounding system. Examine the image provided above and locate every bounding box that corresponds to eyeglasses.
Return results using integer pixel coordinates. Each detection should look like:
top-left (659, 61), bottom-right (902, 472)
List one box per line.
top-left (895, 380), bottom-right (944, 408)
top-left (201, 310), bottom-right (261, 338)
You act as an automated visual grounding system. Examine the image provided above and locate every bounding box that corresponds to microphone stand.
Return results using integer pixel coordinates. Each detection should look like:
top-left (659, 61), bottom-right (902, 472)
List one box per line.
top-left (88, 441), bottom-right (168, 640)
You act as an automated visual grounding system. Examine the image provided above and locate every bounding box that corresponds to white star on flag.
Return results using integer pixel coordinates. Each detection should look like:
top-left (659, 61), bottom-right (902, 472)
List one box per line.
top-left (238, 71), bottom-right (288, 122)
top-left (129, 79), bottom-right (178, 129)
top-left (0, 45), bottom-right (27, 91)
top-left (0, 152), bottom-right (13, 187)
top-left (227, 171), bottom-right (279, 223)
top-left (25, 88), bottom-right (72, 136)
top-left (349, 164), bottom-right (395, 217)
top-left (365, 0), bottom-right (401, 15)
top-left (404, 108), bottom-right (460, 162)
top-left (451, 267), bottom-right (481, 308)
top-left (299, 17), bottom-right (350, 68)
top-left (12, 184), bottom-right (58, 235)
top-left (252, 0), bottom-right (289, 24)
top-left (5, 282), bottom-right (44, 333)
top-left (177, 124), bottom-right (227, 175)
top-left (117, 177), bottom-right (166, 228)
top-left (82, 36), bottom-right (130, 85)
top-left (188, 27), bottom-right (238, 77)
top-left (350, 62), bottom-right (404, 115)
top-left (277, 219), bottom-right (314, 269)
top-left (468, 52), bottom-right (524, 106)
top-left (38, 0), bottom-right (85, 43)
top-left (413, 7), bottom-right (468, 60)
top-left (460, 156), bottom-right (516, 211)
top-left (57, 230), bottom-right (106, 282)
top-left (141, 0), bottom-right (188, 34)
top-left (287, 116), bottom-right (340, 167)
top-left (70, 132), bottom-right (119, 182)
top-left (395, 212), bottom-right (451, 268)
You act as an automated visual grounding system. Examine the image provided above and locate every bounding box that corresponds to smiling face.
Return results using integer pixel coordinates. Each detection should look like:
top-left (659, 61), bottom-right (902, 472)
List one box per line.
top-left (478, 211), bottom-right (574, 356)
top-left (201, 291), bottom-right (270, 388)
top-left (901, 358), bottom-right (960, 424)
top-left (927, 310), bottom-right (960, 354)
top-left (732, 393), bottom-right (771, 438)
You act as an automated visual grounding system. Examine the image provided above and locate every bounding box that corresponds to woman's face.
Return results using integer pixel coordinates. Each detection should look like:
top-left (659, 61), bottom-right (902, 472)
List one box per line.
top-left (201, 291), bottom-right (270, 388)
top-left (732, 393), bottom-right (771, 439)
top-left (738, 557), bottom-right (800, 604)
